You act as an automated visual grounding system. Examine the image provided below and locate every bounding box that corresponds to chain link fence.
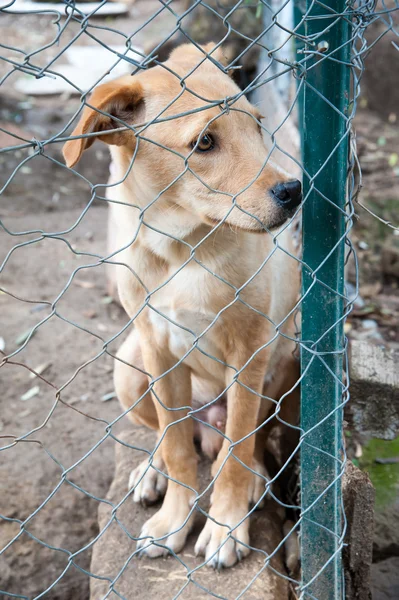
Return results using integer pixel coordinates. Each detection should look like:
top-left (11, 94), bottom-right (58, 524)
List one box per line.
top-left (0, 0), bottom-right (398, 599)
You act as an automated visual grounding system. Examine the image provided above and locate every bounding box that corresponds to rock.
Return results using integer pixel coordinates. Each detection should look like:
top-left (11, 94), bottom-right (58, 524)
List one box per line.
top-left (382, 241), bottom-right (399, 279)
top-left (349, 341), bottom-right (399, 440)
top-left (10, 1), bottom-right (129, 17)
top-left (14, 45), bottom-right (143, 97)
top-left (353, 319), bottom-right (384, 343)
top-left (349, 318), bottom-right (386, 345)
top-left (89, 429), bottom-right (291, 600)
top-left (342, 461), bottom-right (375, 600)
top-left (346, 281), bottom-right (366, 309)
top-left (371, 557), bottom-right (399, 600)
top-left (350, 331), bottom-right (384, 343)
top-left (373, 494), bottom-right (399, 562)
top-left (362, 319), bottom-right (378, 331)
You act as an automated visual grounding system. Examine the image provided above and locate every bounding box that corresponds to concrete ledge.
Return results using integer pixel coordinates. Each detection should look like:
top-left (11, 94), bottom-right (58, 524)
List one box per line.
top-left (89, 429), bottom-right (291, 600)
top-left (349, 341), bottom-right (399, 440)
top-left (343, 461), bottom-right (375, 600)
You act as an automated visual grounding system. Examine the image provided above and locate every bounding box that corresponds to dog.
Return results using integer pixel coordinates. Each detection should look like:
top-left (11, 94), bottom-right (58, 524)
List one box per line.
top-left (63, 42), bottom-right (301, 569)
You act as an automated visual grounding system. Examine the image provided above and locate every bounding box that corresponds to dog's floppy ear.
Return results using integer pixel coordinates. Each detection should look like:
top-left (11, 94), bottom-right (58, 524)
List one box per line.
top-left (63, 78), bottom-right (144, 168)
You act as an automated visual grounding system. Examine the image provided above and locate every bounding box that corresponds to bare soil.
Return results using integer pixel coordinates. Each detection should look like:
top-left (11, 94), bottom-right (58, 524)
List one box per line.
top-left (0, 6), bottom-right (172, 596)
top-left (0, 203), bottom-right (129, 599)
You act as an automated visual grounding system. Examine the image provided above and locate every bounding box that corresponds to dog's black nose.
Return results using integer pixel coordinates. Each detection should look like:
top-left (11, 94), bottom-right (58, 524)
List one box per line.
top-left (270, 180), bottom-right (302, 210)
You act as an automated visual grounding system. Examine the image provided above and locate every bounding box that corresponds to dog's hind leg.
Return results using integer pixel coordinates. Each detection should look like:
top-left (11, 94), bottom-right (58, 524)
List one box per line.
top-left (114, 329), bottom-right (167, 506)
top-left (251, 353), bottom-right (300, 510)
top-left (114, 328), bottom-right (158, 430)
top-left (134, 327), bottom-right (198, 558)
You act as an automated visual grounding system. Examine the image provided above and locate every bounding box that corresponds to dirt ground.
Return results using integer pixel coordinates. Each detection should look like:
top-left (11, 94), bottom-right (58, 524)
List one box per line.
top-left (0, 201), bottom-right (129, 598)
top-left (0, 2), bottom-right (398, 599)
top-left (0, 5), bottom-right (177, 597)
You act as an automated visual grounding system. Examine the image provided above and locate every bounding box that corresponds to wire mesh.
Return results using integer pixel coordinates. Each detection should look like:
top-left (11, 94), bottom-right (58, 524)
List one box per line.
top-left (0, 1), bottom-right (398, 599)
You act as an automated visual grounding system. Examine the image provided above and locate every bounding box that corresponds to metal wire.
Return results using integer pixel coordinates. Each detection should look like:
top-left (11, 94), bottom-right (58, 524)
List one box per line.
top-left (0, 0), bottom-right (398, 599)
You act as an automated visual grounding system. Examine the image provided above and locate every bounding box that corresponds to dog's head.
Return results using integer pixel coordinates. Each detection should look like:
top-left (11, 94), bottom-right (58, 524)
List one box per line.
top-left (63, 43), bottom-right (301, 233)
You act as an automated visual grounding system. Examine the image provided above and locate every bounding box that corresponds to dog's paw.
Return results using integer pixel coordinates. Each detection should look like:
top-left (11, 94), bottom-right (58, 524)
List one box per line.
top-left (136, 489), bottom-right (195, 558)
top-left (129, 456), bottom-right (167, 507)
top-left (283, 520), bottom-right (300, 574)
top-left (249, 458), bottom-right (271, 509)
top-left (194, 506), bottom-right (251, 569)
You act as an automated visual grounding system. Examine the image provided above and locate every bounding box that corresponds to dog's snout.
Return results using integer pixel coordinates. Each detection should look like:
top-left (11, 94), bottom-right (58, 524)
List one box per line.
top-left (270, 180), bottom-right (302, 210)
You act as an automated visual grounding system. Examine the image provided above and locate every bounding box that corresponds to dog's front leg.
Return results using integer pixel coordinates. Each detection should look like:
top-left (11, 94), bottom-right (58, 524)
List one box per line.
top-left (195, 351), bottom-right (268, 569)
top-left (136, 339), bottom-right (198, 558)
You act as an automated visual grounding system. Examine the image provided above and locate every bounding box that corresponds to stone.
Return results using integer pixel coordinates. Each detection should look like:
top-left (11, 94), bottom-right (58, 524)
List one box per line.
top-left (349, 341), bottom-right (399, 440)
top-left (89, 429), bottom-right (291, 600)
top-left (14, 45), bottom-right (143, 96)
top-left (381, 241), bottom-right (399, 279)
top-left (10, 0), bottom-right (129, 16)
top-left (342, 461), bottom-right (375, 600)
top-left (373, 494), bottom-right (399, 562)
top-left (371, 557), bottom-right (399, 600)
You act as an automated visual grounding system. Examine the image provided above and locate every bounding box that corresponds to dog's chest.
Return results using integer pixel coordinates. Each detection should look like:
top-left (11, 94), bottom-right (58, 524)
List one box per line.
top-left (148, 265), bottom-right (228, 382)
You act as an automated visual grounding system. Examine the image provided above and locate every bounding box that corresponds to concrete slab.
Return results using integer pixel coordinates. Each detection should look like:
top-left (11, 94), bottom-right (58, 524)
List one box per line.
top-left (89, 429), bottom-right (292, 600)
top-left (14, 45), bottom-right (143, 96)
top-left (349, 341), bottom-right (399, 440)
top-left (8, 1), bottom-right (129, 17)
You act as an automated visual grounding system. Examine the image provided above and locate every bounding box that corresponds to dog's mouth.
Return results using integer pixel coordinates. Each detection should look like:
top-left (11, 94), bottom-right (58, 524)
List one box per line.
top-left (203, 215), bottom-right (265, 234)
top-left (203, 214), bottom-right (291, 234)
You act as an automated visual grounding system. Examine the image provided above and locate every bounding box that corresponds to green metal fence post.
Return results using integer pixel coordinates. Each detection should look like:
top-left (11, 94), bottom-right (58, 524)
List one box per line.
top-left (298, 0), bottom-right (351, 597)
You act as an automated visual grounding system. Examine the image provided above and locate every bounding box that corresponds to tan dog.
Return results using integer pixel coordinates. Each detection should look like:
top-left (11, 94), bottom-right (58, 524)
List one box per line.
top-left (63, 43), bottom-right (301, 569)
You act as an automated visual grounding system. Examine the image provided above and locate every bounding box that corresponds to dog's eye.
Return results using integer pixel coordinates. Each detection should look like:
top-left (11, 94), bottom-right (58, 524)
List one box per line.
top-left (193, 133), bottom-right (215, 152)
